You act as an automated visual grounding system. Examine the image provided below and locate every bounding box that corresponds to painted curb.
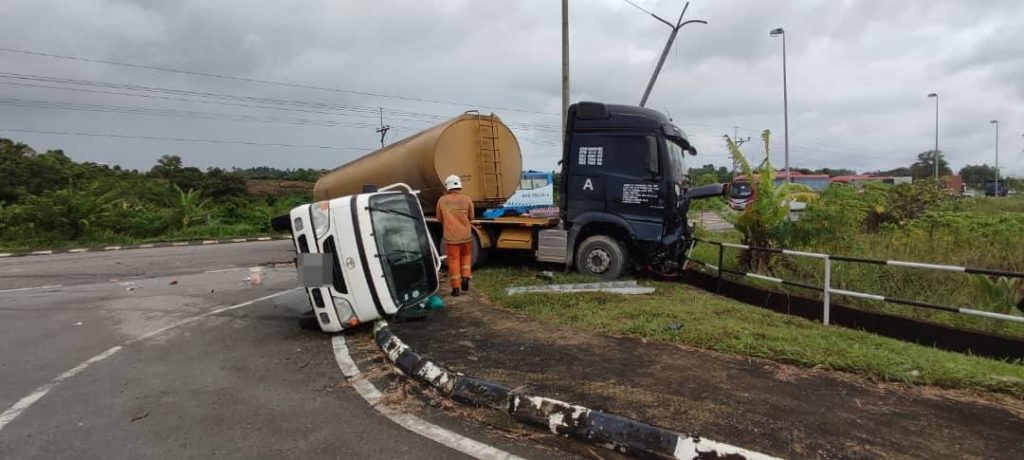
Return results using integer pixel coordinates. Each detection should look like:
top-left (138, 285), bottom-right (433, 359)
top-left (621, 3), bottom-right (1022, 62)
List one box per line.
top-left (371, 321), bottom-right (779, 460)
top-left (0, 235), bottom-right (292, 258)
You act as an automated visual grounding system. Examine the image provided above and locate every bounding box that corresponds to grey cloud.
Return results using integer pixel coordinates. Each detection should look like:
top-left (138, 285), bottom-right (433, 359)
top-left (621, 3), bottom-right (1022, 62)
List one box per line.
top-left (0, 0), bottom-right (1021, 176)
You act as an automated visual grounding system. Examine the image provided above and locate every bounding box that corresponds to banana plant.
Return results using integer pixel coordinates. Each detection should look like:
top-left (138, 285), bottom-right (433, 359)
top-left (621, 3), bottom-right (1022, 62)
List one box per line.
top-left (724, 129), bottom-right (816, 269)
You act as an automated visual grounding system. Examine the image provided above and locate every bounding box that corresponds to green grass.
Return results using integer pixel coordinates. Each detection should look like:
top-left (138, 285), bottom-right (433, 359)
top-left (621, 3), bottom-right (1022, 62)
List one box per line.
top-left (960, 195), bottom-right (1024, 214)
top-left (474, 265), bottom-right (1024, 396)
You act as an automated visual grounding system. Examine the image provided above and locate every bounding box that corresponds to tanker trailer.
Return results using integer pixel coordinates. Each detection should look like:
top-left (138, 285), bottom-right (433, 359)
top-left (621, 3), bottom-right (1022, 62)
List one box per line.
top-left (314, 112), bottom-right (522, 214)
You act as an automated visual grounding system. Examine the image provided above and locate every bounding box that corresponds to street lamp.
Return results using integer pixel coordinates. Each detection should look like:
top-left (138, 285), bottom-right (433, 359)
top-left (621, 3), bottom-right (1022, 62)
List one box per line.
top-left (990, 120), bottom-right (999, 196)
top-left (770, 27), bottom-right (790, 183)
top-left (927, 93), bottom-right (938, 180)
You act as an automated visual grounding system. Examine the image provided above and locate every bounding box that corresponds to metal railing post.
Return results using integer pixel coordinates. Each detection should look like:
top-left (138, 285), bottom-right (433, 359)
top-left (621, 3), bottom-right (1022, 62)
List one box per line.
top-left (716, 243), bottom-right (724, 294)
top-left (823, 256), bottom-right (831, 325)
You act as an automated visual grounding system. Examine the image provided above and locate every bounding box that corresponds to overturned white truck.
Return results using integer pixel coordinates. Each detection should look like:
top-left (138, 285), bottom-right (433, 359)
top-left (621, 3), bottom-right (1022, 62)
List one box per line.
top-left (278, 183), bottom-right (441, 332)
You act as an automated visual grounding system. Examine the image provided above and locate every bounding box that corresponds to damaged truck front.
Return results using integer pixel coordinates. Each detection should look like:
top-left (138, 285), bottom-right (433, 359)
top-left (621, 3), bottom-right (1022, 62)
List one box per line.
top-left (275, 184), bottom-right (441, 332)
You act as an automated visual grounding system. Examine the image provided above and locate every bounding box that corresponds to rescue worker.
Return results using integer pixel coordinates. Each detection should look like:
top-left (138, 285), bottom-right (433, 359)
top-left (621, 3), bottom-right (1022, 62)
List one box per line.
top-left (436, 174), bottom-right (475, 296)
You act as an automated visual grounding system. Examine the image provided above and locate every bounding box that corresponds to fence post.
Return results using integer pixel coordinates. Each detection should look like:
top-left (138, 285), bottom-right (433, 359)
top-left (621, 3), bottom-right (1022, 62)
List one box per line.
top-left (716, 243), bottom-right (724, 294)
top-left (823, 256), bottom-right (831, 325)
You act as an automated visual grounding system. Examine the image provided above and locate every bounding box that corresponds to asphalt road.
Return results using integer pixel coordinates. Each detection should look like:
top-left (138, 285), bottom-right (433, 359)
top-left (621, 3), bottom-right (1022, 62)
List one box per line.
top-left (0, 241), bottom-right (563, 459)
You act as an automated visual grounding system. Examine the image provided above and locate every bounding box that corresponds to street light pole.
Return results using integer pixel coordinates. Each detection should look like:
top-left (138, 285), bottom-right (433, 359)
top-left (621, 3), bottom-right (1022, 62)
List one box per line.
top-left (638, 1), bottom-right (708, 107)
top-left (990, 119), bottom-right (999, 196)
top-left (561, 0), bottom-right (569, 146)
top-left (770, 28), bottom-right (790, 183)
top-left (927, 93), bottom-right (938, 180)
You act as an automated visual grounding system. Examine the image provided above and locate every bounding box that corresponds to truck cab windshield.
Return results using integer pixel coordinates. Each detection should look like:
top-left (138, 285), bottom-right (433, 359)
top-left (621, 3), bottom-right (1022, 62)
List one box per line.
top-left (367, 193), bottom-right (437, 309)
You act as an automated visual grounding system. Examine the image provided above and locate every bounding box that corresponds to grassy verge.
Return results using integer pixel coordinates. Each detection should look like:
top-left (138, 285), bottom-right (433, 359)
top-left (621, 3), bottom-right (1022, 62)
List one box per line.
top-left (474, 265), bottom-right (1024, 397)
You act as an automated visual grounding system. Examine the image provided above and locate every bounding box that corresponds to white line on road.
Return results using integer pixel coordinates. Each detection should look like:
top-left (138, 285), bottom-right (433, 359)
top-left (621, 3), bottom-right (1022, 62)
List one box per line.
top-left (203, 268), bottom-right (248, 274)
top-left (331, 335), bottom-right (523, 460)
top-left (0, 284), bottom-right (63, 294)
top-left (0, 289), bottom-right (298, 432)
top-left (0, 346), bottom-right (122, 430)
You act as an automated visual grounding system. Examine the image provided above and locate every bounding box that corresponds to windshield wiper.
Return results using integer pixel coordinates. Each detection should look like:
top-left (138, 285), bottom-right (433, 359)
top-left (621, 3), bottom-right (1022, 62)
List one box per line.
top-left (366, 206), bottom-right (420, 220)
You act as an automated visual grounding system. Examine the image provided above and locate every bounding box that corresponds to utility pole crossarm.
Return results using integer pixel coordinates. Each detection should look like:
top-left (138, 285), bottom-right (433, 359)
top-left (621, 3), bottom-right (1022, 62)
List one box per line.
top-left (637, 1), bottom-right (707, 107)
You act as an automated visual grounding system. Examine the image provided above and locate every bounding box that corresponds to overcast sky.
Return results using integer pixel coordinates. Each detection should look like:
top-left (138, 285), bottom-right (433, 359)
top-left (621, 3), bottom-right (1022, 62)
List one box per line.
top-left (1, 0), bottom-right (1022, 177)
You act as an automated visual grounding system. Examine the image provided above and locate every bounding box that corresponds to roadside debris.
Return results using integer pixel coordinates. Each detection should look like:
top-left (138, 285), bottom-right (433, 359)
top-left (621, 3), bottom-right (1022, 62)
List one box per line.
top-left (537, 271), bottom-right (554, 281)
top-left (242, 267), bottom-right (266, 286)
top-left (664, 322), bottom-right (683, 331)
top-left (506, 280), bottom-right (655, 296)
top-left (169, 280), bottom-right (178, 285)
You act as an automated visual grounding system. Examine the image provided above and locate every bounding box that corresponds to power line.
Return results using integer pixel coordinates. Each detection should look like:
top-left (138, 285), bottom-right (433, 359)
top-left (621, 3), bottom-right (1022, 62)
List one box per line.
top-left (0, 47), bottom-right (557, 116)
top-left (0, 97), bottom-right (413, 130)
top-left (0, 128), bottom-right (374, 150)
top-left (620, 0), bottom-right (657, 17)
top-left (0, 72), bottom-right (562, 132)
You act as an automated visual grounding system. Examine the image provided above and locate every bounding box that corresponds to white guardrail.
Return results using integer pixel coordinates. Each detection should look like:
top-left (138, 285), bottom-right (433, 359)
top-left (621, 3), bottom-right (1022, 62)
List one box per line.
top-left (689, 239), bottom-right (1024, 326)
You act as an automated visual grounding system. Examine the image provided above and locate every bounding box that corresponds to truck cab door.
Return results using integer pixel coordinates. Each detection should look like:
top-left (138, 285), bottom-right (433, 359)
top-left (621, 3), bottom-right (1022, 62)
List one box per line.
top-left (567, 132), bottom-right (665, 240)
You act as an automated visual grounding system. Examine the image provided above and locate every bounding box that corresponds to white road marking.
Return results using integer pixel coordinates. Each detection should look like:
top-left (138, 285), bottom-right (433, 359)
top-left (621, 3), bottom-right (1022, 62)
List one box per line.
top-left (0, 284), bottom-right (63, 294)
top-left (202, 240), bottom-right (218, 245)
top-left (331, 335), bottom-right (523, 460)
top-left (203, 268), bottom-right (247, 274)
top-left (0, 346), bottom-right (123, 430)
top-left (256, 237), bottom-right (271, 241)
top-left (0, 289), bottom-right (298, 432)
top-left (31, 250), bottom-right (53, 255)
top-left (104, 246), bottom-right (122, 251)
top-left (137, 244), bottom-right (155, 248)
top-left (68, 248), bottom-right (90, 253)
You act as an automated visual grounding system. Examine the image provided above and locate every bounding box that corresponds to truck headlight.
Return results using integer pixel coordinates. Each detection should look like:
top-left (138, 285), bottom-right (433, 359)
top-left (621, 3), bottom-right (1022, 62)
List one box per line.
top-left (335, 298), bottom-right (357, 326)
top-left (311, 201), bottom-right (330, 238)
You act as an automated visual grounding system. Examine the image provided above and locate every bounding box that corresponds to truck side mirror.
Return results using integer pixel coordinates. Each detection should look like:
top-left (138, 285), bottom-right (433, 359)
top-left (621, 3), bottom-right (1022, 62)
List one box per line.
top-left (685, 183), bottom-right (726, 199)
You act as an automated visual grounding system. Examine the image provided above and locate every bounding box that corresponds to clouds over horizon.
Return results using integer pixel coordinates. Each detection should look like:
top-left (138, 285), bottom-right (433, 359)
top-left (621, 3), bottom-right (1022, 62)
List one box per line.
top-left (0, 0), bottom-right (1021, 176)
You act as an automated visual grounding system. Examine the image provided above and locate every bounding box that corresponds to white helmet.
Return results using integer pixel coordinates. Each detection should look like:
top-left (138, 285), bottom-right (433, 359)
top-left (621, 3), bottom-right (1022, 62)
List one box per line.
top-left (444, 174), bottom-right (462, 191)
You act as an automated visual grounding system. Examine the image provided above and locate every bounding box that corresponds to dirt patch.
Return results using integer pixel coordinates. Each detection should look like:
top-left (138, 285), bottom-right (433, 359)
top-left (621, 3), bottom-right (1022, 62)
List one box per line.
top-left (389, 291), bottom-right (1024, 459)
top-left (245, 179), bottom-right (313, 196)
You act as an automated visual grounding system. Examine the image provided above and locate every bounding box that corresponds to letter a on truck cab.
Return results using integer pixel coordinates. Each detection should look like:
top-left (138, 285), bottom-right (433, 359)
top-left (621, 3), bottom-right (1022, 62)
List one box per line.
top-left (285, 183), bottom-right (441, 332)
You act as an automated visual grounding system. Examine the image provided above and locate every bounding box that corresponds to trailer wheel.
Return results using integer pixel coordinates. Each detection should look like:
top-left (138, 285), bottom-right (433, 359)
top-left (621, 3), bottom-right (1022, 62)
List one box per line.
top-left (575, 235), bottom-right (627, 279)
top-left (436, 231), bottom-right (488, 269)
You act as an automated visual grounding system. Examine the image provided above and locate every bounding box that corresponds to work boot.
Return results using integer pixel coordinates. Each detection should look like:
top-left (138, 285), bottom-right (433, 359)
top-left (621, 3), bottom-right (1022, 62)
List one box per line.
top-left (451, 287), bottom-right (461, 297)
top-left (461, 278), bottom-right (470, 292)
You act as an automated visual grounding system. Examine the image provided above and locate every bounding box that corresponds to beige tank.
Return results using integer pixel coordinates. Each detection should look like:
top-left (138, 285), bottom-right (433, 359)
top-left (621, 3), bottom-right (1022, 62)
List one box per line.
top-left (314, 112), bottom-right (522, 214)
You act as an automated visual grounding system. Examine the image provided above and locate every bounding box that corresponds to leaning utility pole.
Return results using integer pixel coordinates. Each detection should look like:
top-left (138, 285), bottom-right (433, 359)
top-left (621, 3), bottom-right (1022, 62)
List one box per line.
top-left (638, 1), bottom-right (707, 107)
top-left (730, 126), bottom-right (750, 179)
top-left (375, 108), bottom-right (391, 148)
top-left (561, 0), bottom-right (570, 146)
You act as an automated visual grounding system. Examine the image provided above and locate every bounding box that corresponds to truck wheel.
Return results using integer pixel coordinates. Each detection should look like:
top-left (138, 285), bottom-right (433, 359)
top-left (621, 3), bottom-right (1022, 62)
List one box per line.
top-left (575, 235), bottom-right (627, 279)
top-left (436, 231), bottom-right (488, 269)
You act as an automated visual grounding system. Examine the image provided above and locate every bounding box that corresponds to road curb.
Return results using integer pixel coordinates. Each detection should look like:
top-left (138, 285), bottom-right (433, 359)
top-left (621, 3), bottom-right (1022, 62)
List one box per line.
top-left (371, 321), bottom-right (778, 460)
top-left (0, 235), bottom-right (291, 258)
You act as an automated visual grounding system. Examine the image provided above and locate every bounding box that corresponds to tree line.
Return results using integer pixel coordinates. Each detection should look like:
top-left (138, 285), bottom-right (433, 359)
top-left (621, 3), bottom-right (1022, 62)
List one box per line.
top-left (0, 138), bottom-right (311, 250)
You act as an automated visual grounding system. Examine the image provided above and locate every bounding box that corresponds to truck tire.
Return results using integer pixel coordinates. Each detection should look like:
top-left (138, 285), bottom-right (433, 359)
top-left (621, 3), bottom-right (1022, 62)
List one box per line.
top-left (575, 235), bottom-right (627, 279)
top-left (436, 231), bottom-right (488, 269)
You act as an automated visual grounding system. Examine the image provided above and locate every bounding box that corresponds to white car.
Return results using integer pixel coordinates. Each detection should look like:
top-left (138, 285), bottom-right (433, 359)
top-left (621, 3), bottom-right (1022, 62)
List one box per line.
top-left (284, 184), bottom-right (441, 332)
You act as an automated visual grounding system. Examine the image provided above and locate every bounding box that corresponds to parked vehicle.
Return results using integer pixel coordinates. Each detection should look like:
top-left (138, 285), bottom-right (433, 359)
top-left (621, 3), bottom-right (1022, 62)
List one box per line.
top-left (282, 102), bottom-right (723, 279)
top-left (984, 179), bottom-right (1008, 197)
top-left (728, 179), bottom-right (753, 210)
top-left (728, 172), bottom-right (827, 211)
top-left (279, 183), bottom-right (441, 332)
top-left (482, 170), bottom-right (555, 218)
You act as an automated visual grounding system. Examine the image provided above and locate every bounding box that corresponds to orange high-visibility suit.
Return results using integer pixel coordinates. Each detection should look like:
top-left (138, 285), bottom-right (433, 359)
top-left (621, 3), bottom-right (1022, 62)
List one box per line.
top-left (436, 192), bottom-right (475, 290)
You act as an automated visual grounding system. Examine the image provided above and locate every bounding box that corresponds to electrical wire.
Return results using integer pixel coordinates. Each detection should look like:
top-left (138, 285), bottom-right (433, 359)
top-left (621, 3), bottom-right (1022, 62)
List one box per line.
top-left (0, 47), bottom-right (558, 115)
top-left (0, 128), bottom-right (375, 150)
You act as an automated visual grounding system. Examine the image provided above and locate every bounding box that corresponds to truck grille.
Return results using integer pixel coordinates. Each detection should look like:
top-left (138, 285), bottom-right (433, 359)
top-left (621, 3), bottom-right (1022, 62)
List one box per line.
top-left (322, 236), bottom-right (348, 294)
